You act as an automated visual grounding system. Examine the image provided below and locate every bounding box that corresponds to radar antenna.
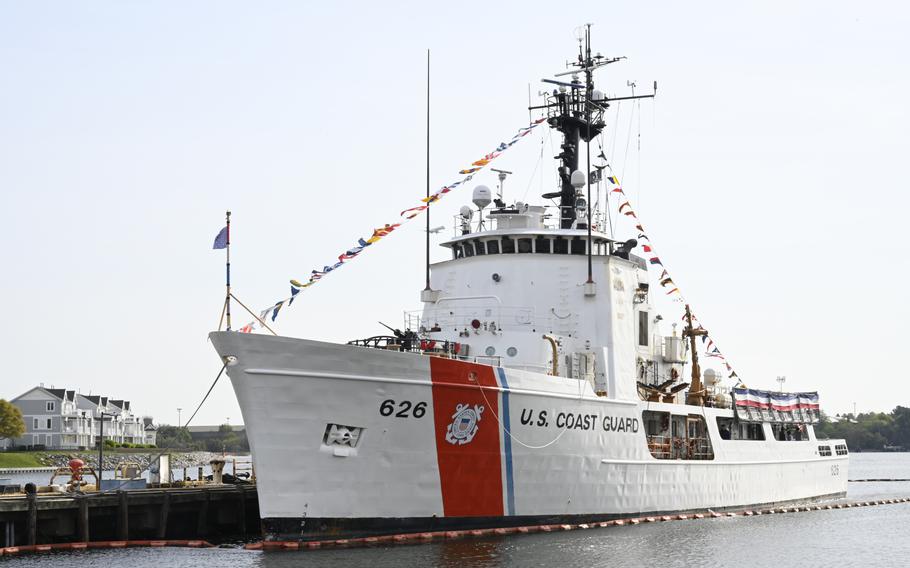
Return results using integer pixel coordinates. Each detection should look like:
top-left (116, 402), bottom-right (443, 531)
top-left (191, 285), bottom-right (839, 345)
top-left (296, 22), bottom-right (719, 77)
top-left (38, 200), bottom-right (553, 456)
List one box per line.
top-left (490, 168), bottom-right (512, 202)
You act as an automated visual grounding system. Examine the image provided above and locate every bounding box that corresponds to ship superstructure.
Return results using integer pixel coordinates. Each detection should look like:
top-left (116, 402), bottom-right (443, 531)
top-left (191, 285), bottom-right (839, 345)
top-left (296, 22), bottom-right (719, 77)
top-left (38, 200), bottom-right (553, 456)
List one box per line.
top-left (209, 27), bottom-right (847, 541)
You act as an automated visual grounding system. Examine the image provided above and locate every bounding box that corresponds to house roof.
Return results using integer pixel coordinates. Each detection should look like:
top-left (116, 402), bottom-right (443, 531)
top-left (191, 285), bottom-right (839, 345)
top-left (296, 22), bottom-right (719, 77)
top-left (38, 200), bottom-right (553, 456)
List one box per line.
top-left (11, 386), bottom-right (66, 402)
top-left (46, 388), bottom-right (67, 400)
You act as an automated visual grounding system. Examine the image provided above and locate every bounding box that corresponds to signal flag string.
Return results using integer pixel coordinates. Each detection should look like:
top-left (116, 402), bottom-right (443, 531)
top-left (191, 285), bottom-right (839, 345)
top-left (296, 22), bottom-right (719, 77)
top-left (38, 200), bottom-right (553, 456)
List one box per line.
top-left (225, 117), bottom-right (548, 334)
top-left (606, 171), bottom-right (742, 385)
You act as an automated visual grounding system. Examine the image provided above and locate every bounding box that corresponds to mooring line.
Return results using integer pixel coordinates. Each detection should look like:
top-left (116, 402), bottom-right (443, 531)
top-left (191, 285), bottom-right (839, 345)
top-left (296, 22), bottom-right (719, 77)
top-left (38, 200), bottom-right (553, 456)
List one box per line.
top-left (97, 362), bottom-right (228, 494)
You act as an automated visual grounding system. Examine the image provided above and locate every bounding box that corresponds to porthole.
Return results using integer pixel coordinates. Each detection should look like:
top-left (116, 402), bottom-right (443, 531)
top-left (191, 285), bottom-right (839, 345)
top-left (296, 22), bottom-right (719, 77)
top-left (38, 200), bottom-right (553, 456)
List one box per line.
top-left (506, 347), bottom-right (518, 357)
top-left (485, 346), bottom-right (496, 356)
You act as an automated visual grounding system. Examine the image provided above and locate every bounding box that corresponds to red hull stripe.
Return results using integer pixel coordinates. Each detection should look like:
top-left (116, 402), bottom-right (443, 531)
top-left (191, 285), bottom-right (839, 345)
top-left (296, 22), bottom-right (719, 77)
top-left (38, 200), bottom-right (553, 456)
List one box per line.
top-left (430, 358), bottom-right (504, 517)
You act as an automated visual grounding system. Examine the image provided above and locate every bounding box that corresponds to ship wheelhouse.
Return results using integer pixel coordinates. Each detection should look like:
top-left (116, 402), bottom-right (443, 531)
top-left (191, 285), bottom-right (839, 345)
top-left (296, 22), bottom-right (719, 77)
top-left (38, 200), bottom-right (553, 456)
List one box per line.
top-left (413, 199), bottom-right (668, 402)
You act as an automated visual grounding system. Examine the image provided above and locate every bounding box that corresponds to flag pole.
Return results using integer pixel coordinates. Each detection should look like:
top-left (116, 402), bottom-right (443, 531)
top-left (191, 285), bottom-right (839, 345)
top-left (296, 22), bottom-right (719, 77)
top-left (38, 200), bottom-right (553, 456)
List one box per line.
top-left (225, 210), bottom-right (232, 331)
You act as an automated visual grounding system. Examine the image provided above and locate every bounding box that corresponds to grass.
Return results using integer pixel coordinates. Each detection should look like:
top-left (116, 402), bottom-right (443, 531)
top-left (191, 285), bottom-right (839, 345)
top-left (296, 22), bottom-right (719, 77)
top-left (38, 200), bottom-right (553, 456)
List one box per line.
top-left (0, 452), bottom-right (45, 468)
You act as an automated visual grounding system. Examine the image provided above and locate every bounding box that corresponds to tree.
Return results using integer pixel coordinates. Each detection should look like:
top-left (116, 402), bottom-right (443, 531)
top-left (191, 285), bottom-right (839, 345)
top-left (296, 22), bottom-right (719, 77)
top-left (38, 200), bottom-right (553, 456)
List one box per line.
top-left (0, 399), bottom-right (26, 443)
top-left (155, 425), bottom-right (195, 449)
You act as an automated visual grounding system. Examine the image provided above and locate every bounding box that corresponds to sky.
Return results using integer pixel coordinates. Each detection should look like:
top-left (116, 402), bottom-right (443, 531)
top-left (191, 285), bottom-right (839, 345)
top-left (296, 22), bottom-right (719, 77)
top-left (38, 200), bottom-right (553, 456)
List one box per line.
top-left (1, 1), bottom-right (907, 425)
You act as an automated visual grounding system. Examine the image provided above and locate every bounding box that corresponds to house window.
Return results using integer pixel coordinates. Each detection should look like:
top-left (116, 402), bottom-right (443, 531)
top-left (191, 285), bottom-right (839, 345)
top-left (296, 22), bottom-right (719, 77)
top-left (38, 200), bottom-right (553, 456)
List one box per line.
top-left (46, 401), bottom-right (55, 412)
top-left (638, 311), bottom-right (649, 346)
top-left (33, 418), bottom-right (39, 429)
top-left (47, 418), bottom-right (52, 429)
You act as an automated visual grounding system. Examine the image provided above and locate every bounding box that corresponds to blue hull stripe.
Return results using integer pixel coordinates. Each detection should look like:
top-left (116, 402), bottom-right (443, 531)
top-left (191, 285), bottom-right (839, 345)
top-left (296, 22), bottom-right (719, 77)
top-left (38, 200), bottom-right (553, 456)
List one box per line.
top-left (496, 367), bottom-right (516, 516)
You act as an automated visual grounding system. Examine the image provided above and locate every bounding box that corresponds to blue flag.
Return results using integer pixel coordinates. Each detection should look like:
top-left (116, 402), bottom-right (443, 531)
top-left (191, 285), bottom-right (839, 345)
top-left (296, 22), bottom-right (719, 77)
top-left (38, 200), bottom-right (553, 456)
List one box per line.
top-left (212, 226), bottom-right (228, 249)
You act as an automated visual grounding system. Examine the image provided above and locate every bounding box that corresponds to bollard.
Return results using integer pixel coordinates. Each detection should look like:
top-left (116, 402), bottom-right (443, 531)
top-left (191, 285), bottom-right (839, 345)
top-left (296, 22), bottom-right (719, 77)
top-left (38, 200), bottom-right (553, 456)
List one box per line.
top-left (209, 459), bottom-right (226, 485)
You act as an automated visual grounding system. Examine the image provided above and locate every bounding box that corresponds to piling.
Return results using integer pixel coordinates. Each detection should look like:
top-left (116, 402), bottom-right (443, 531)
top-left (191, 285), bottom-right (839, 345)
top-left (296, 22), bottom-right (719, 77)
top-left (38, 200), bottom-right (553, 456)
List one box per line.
top-left (26, 493), bottom-right (36, 546)
top-left (118, 491), bottom-right (129, 540)
top-left (157, 492), bottom-right (170, 539)
top-left (78, 496), bottom-right (89, 542)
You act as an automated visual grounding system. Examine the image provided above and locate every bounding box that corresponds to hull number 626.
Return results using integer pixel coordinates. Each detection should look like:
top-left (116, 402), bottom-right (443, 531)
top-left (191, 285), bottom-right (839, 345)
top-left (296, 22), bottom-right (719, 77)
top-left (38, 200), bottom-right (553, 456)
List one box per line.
top-left (380, 399), bottom-right (427, 418)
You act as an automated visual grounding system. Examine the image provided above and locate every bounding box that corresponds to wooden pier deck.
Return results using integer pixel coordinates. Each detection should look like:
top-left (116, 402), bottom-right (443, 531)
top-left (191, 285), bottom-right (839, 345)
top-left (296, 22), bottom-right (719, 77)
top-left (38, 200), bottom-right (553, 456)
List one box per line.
top-left (0, 484), bottom-right (258, 547)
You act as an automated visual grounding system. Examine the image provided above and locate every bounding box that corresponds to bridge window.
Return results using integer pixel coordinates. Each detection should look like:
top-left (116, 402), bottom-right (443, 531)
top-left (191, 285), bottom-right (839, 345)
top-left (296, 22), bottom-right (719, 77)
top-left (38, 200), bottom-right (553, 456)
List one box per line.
top-left (716, 417), bottom-right (765, 440)
top-left (638, 311), bottom-right (649, 346)
top-left (818, 445), bottom-right (832, 456)
top-left (553, 237), bottom-right (568, 254)
top-left (463, 242), bottom-right (475, 257)
top-left (517, 238), bottom-right (532, 253)
top-left (570, 238), bottom-right (585, 255)
top-left (535, 236), bottom-right (551, 254)
top-left (474, 240), bottom-right (486, 255)
top-left (453, 244), bottom-right (463, 259)
top-left (486, 240), bottom-right (500, 254)
top-left (501, 237), bottom-right (515, 254)
top-left (771, 423), bottom-right (807, 441)
top-left (835, 444), bottom-right (848, 455)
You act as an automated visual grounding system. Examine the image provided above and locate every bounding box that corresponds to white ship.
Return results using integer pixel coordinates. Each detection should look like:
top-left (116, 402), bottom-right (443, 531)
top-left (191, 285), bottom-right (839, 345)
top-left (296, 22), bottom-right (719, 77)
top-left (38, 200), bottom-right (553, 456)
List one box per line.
top-left (210, 29), bottom-right (848, 541)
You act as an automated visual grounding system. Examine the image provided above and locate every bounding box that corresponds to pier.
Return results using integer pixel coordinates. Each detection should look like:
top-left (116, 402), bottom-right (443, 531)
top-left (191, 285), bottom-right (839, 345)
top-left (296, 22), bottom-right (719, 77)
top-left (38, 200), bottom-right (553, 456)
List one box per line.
top-left (0, 485), bottom-right (258, 547)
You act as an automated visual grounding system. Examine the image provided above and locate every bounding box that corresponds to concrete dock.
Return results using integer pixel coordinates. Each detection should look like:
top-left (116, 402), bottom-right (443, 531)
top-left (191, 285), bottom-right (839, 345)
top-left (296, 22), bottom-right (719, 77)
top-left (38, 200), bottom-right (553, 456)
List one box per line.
top-left (0, 485), bottom-right (258, 546)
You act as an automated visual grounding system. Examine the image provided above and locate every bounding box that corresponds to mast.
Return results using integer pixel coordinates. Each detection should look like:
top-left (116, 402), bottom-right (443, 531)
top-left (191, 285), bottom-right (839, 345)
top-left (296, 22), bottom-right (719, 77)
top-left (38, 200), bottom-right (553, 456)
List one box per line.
top-left (529, 28), bottom-right (655, 231)
top-left (683, 304), bottom-right (708, 406)
top-left (225, 210), bottom-right (232, 331)
top-left (424, 49), bottom-right (431, 292)
top-left (584, 24), bottom-right (594, 285)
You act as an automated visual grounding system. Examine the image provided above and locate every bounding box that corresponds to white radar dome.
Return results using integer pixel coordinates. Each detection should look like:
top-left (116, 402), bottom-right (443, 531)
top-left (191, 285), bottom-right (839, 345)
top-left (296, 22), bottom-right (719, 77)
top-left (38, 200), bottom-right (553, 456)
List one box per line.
top-left (570, 170), bottom-right (586, 189)
top-left (472, 185), bottom-right (492, 210)
top-left (703, 368), bottom-right (720, 387)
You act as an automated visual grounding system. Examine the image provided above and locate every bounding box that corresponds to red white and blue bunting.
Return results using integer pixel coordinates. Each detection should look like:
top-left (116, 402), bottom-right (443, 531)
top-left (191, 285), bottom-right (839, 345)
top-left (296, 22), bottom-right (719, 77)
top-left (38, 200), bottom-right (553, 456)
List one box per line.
top-left (733, 389), bottom-right (820, 424)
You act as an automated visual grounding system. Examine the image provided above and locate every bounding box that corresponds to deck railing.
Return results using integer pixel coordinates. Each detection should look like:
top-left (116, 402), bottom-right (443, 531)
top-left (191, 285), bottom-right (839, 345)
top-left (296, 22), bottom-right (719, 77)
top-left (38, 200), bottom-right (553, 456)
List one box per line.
top-left (646, 435), bottom-right (714, 460)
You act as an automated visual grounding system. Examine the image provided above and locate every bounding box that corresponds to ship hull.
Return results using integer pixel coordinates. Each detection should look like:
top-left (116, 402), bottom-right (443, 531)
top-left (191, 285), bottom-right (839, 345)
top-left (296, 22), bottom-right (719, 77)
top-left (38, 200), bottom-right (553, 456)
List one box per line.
top-left (210, 332), bottom-right (849, 541)
top-left (262, 491), bottom-right (846, 541)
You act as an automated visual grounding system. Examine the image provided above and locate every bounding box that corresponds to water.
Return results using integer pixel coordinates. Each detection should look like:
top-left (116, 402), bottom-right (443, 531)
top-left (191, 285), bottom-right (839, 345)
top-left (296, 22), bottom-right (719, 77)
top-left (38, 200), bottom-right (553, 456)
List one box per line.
top-left (1, 458), bottom-right (250, 487)
top-left (4, 453), bottom-right (910, 567)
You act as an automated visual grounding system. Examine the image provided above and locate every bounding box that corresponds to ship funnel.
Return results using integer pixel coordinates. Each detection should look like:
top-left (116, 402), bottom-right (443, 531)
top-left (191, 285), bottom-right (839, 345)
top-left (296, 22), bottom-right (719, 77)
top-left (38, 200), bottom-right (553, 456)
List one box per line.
top-left (473, 185), bottom-right (492, 210)
top-left (570, 170), bottom-right (586, 189)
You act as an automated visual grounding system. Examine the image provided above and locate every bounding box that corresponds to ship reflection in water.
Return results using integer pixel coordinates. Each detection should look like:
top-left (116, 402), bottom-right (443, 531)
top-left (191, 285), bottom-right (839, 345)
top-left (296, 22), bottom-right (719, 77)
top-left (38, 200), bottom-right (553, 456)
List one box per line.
top-left (8, 454), bottom-right (910, 568)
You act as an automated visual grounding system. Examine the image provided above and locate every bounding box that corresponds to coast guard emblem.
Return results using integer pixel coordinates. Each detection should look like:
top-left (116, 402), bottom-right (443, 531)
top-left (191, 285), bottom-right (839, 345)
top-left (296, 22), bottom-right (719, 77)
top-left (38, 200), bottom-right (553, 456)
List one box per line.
top-left (445, 403), bottom-right (485, 445)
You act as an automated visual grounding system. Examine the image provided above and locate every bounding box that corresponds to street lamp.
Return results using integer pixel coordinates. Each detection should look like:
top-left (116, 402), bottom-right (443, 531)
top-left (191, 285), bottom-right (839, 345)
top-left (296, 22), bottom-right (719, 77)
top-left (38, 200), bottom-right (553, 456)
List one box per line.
top-left (97, 412), bottom-right (112, 489)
